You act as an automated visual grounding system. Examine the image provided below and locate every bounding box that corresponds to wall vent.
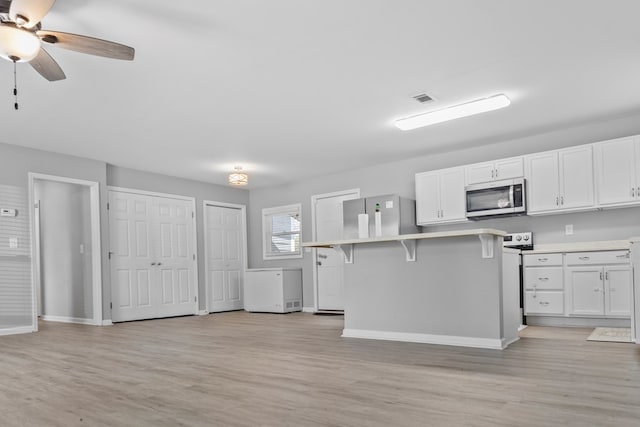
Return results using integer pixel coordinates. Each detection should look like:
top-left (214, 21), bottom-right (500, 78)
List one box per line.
top-left (413, 93), bottom-right (434, 103)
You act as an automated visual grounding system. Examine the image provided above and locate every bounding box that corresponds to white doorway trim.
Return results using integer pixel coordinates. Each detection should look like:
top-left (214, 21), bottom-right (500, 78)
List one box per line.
top-left (107, 186), bottom-right (200, 319)
top-left (310, 188), bottom-right (360, 312)
top-left (28, 173), bottom-right (103, 328)
top-left (203, 200), bottom-right (248, 314)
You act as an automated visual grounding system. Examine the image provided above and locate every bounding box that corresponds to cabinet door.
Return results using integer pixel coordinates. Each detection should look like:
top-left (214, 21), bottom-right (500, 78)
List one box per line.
top-left (415, 172), bottom-right (440, 225)
top-left (559, 146), bottom-right (595, 210)
top-left (568, 267), bottom-right (604, 315)
top-left (465, 162), bottom-right (495, 185)
top-left (595, 137), bottom-right (637, 206)
top-left (526, 152), bottom-right (560, 213)
top-left (439, 167), bottom-right (467, 221)
top-left (604, 266), bottom-right (631, 316)
top-left (494, 157), bottom-right (524, 181)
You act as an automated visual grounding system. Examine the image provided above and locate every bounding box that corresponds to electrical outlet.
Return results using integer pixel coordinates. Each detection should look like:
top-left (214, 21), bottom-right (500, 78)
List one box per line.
top-left (9, 237), bottom-right (17, 249)
top-left (565, 224), bottom-right (574, 235)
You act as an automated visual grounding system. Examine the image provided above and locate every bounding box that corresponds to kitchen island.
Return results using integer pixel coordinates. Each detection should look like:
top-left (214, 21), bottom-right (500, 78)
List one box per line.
top-left (303, 229), bottom-right (520, 350)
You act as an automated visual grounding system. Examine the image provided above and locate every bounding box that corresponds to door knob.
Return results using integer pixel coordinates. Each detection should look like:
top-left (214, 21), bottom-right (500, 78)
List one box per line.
top-left (157, 262), bottom-right (162, 266)
top-left (317, 261), bottom-right (322, 266)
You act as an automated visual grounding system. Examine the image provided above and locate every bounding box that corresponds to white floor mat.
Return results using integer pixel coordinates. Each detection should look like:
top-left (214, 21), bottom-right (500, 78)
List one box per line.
top-left (587, 327), bottom-right (632, 343)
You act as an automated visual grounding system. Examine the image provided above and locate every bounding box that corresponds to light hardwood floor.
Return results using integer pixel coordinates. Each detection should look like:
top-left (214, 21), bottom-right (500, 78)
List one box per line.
top-left (1, 312), bottom-right (639, 427)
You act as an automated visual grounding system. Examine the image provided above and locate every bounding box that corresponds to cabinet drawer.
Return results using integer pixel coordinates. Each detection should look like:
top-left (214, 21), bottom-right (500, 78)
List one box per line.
top-left (523, 253), bottom-right (563, 267)
top-left (565, 251), bottom-right (629, 265)
top-left (525, 291), bottom-right (564, 315)
top-left (524, 267), bottom-right (563, 290)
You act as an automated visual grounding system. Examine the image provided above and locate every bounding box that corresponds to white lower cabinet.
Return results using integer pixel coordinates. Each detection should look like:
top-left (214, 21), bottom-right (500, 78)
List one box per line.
top-left (524, 250), bottom-right (632, 320)
top-left (567, 265), bottom-right (631, 316)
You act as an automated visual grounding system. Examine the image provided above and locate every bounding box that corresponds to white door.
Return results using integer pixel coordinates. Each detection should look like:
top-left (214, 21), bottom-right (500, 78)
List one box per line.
top-left (415, 171), bottom-right (440, 224)
top-left (205, 204), bottom-right (245, 312)
top-left (526, 152), bottom-right (560, 213)
top-left (559, 146), bottom-right (594, 210)
top-left (109, 191), bottom-right (197, 322)
top-left (568, 267), bottom-right (604, 315)
top-left (604, 266), bottom-right (632, 316)
top-left (439, 167), bottom-right (466, 221)
top-left (595, 137), bottom-right (637, 206)
top-left (314, 190), bottom-right (359, 311)
top-left (153, 198), bottom-right (198, 318)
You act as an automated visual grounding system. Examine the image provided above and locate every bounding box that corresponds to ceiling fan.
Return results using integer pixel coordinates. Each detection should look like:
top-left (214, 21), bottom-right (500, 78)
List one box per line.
top-left (0, 0), bottom-right (134, 82)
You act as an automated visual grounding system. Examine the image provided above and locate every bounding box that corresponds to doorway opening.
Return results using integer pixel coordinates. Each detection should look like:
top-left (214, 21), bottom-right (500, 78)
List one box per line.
top-left (29, 173), bottom-right (103, 326)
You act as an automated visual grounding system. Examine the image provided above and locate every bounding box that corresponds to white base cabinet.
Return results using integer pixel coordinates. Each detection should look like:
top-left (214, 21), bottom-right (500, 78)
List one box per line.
top-left (524, 250), bottom-right (631, 321)
top-left (244, 268), bottom-right (302, 313)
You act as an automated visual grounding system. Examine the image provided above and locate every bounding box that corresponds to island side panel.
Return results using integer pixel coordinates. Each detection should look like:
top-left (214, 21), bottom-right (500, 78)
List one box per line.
top-left (342, 236), bottom-right (503, 346)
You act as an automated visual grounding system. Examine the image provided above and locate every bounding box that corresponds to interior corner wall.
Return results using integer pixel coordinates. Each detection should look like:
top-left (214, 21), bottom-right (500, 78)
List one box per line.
top-left (0, 142), bottom-right (110, 319)
top-left (106, 165), bottom-right (250, 312)
top-left (247, 111), bottom-right (640, 309)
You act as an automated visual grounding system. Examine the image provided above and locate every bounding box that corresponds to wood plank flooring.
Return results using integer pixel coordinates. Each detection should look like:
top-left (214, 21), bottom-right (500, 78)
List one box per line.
top-left (1, 312), bottom-right (640, 426)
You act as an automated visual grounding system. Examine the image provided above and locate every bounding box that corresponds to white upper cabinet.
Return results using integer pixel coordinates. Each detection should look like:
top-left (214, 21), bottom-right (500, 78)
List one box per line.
top-left (465, 157), bottom-right (524, 185)
top-left (525, 145), bottom-right (594, 214)
top-left (415, 167), bottom-right (467, 226)
top-left (594, 136), bottom-right (640, 207)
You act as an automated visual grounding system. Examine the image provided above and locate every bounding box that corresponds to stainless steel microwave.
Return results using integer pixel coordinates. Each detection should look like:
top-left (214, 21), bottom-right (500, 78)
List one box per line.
top-left (465, 178), bottom-right (526, 219)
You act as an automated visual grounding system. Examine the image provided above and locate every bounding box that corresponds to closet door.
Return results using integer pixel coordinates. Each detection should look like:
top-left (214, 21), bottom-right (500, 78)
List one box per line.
top-left (109, 192), bottom-right (156, 322)
top-left (153, 198), bottom-right (198, 318)
top-left (109, 190), bottom-right (197, 322)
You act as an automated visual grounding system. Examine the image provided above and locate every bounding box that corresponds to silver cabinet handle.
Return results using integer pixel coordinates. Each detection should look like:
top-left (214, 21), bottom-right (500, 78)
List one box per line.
top-left (157, 262), bottom-right (162, 266)
top-left (538, 277), bottom-right (549, 281)
top-left (578, 256), bottom-right (590, 260)
top-left (556, 196), bottom-right (559, 206)
top-left (594, 287), bottom-right (600, 292)
top-left (560, 196), bottom-right (564, 205)
top-left (637, 187), bottom-right (640, 198)
top-left (151, 262), bottom-right (156, 266)
top-left (632, 188), bottom-right (636, 197)
top-left (539, 301), bottom-right (549, 306)
top-left (600, 271), bottom-right (603, 280)
top-left (605, 271), bottom-right (609, 280)
top-left (491, 169), bottom-right (495, 178)
top-left (616, 254), bottom-right (629, 258)
top-left (495, 169), bottom-right (498, 178)
top-left (538, 257), bottom-right (548, 262)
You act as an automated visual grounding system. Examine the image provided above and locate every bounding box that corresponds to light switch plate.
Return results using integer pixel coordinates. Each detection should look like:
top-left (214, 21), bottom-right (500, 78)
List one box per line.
top-left (9, 237), bottom-right (18, 249)
top-left (565, 224), bottom-right (574, 235)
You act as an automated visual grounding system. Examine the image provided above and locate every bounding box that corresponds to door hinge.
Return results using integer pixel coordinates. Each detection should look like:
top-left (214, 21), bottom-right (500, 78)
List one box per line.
top-left (108, 252), bottom-right (113, 260)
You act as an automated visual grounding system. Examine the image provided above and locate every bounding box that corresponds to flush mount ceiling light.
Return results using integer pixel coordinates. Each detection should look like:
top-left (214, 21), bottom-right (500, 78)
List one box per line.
top-left (228, 166), bottom-right (248, 186)
top-left (394, 94), bottom-right (511, 131)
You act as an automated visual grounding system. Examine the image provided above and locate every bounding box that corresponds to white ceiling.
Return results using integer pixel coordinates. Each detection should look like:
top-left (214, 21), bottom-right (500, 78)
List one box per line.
top-left (2, 0), bottom-right (640, 188)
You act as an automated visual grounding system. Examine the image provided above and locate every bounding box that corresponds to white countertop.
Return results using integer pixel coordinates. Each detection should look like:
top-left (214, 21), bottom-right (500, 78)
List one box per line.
top-left (301, 228), bottom-right (506, 248)
top-left (525, 240), bottom-right (631, 254)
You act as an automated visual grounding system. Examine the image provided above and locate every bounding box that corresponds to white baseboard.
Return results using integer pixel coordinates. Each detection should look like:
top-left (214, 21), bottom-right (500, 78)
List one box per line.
top-left (197, 310), bottom-right (209, 316)
top-left (302, 307), bottom-right (315, 313)
top-left (342, 328), bottom-right (507, 350)
top-left (41, 315), bottom-right (98, 326)
top-left (0, 326), bottom-right (36, 336)
top-left (101, 319), bottom-right (113, 326)
top-left (518, 324), bottom-right (528, 331)
top-left (526, 316), bottom-right (631, 328)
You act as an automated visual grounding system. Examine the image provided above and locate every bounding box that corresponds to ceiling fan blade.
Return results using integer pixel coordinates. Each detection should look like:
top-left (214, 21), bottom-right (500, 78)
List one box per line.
top-left (10, 0), bottom-right (56, 29)
top-left (36, 30), bottom-right (135, 61)
top-left (29, 47), bottom-right (65, 81)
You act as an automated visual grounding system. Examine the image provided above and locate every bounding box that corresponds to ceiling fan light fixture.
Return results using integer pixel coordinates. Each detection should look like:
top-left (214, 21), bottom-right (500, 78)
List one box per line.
top-left (228, 167), bottom-right (249, 186)
top-left (0, 25), bottom-right (40, 62)
top-left (394, 94), bottom-right (511, 131)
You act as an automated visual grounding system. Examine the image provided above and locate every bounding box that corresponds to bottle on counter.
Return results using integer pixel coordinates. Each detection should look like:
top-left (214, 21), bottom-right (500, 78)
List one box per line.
top-left (374, 203), bottom-right (382, 237)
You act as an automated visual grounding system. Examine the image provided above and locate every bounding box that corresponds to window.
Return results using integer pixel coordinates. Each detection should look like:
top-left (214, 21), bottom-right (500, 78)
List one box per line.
top-left (262, 203), bottom-right (302, 260)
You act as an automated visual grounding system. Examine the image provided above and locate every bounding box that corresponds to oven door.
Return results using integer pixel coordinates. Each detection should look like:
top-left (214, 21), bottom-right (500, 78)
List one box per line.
top-left (466, 179), bottom-right (525, 218)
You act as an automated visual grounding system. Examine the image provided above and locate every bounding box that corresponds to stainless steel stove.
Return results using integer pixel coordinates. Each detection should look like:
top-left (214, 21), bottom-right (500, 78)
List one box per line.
top-left (503, 231), bottom-right (533, 250)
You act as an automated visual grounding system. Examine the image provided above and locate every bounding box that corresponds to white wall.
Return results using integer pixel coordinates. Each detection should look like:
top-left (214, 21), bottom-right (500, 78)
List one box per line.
top-left (248, 112), bottom-right (640, 308)
top-left (35, 180), bottom-right (93, 320)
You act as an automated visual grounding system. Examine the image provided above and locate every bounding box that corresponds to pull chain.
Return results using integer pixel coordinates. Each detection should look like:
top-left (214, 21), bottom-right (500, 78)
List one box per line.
top-left (12, 59), bottom-right (18, 110)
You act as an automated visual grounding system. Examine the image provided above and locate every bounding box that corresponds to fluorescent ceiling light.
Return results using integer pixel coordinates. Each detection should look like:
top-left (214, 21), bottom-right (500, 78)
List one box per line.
top-left (394, 94), bottom-right (511, 131)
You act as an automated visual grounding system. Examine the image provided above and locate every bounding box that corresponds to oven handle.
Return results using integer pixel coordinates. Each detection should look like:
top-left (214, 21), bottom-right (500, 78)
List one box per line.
top-left (509, 185), bottom-right (514, 208)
